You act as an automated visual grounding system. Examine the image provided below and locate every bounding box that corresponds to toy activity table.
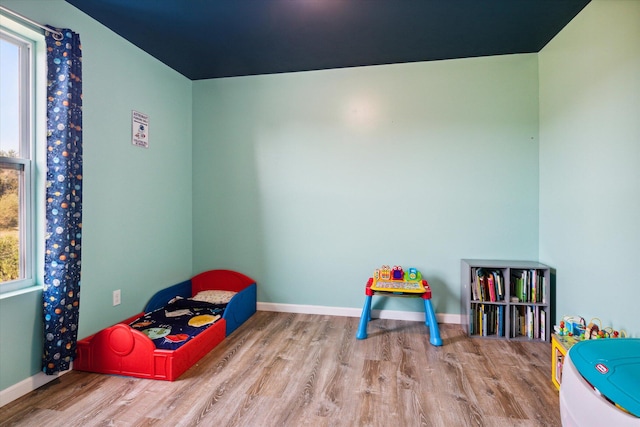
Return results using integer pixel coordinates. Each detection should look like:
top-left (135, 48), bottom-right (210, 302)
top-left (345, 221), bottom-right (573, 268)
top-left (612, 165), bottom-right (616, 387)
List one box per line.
top-left (356, 277), bottom-right (442, 346)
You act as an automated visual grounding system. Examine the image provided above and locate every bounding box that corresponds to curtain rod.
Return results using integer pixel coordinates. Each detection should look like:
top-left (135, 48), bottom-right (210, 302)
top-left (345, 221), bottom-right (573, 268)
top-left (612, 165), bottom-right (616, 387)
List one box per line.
top-left (0, 5), bottom-right (63, 40)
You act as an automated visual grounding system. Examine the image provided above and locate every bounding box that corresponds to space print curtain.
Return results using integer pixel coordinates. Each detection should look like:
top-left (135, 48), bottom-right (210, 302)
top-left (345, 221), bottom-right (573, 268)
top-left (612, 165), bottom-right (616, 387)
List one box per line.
top-left (42, 29), bottom-right (83, 375)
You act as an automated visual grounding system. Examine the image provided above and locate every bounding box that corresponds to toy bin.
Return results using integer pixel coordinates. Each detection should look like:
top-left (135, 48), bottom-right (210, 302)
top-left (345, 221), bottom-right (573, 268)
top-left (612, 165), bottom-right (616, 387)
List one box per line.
top-left (560, 338), bottom-right (640, 426)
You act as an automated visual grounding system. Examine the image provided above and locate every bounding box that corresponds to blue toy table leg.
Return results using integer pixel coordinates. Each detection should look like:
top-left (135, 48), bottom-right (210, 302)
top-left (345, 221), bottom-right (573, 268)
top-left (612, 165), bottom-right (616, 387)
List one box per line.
top-left (423, 298), bottom-right (442, 346)
top-left (356, 295), bottom-right (372, 339)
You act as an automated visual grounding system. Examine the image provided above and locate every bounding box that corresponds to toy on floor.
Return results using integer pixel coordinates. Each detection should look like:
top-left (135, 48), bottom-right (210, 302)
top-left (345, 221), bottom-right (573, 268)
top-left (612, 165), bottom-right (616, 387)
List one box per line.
top-left (357, 265), bottom-right (442, 346)
top-left (560, 339), bottom-right (640, 426)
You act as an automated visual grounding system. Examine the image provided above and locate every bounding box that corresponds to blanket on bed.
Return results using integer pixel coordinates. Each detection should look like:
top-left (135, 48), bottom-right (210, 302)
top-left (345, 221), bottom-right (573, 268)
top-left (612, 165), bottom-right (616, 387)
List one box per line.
top-left (129, 297), bottom-right (227, 350)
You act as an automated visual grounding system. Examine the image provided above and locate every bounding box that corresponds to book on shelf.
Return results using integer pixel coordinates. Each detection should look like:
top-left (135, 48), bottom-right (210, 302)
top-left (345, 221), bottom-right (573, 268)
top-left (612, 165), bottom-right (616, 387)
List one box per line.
top-left (471, 273), bottom-right (478, 301)
top-left (470, 303), bottom-right (505, 337)
top-left (470, 305), bottom-right (475, 334)
top-left (532, 271), bottom-right (537, 303)
top-left (510, 269), bottom-right (545, 304)
top-left (507, 305), bottom-right (546, 339)
top-left (472, 268), bottom-right (505, 303)
top-left (513, 276), bottom-right (524, 302)
top-left (463, 260), bottom-right (550, 342)
top-left (482, 310), bottom-right (487, 336)
top-left (487, 273), bottom-right (496, 302)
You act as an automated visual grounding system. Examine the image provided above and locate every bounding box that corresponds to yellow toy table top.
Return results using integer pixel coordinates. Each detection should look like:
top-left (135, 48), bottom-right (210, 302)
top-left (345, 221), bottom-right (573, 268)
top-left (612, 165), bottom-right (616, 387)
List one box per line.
top-left (370, 278), bottom-right (426, 293)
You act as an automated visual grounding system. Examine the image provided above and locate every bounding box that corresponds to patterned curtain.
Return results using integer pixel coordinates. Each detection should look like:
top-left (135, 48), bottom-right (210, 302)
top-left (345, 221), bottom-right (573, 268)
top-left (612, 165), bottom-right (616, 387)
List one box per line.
top-left (42, 29), bottom-right (83, 375)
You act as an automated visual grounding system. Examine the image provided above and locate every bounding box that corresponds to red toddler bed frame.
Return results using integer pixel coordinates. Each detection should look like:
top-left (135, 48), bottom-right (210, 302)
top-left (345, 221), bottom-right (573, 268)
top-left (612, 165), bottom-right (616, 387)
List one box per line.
top-left (74, 269), bottom-right (256, 381)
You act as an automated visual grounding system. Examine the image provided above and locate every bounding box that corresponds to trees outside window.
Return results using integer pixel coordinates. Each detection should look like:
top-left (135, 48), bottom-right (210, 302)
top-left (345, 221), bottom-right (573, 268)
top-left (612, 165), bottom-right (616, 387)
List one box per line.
top-left (0, 30), bottom-right (35, 291)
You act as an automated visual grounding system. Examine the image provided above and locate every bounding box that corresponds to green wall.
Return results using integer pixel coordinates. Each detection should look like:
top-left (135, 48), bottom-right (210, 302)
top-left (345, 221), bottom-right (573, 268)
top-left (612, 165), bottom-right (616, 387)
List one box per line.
top-left (0, 290), bottom-right (43, 390)
top-left (539, 0), bottom-right (640, 334)
top-left (192, 54), bottom-right (541, 315)
top-left (0, 0), bottom-right (193, 390)
top-left (3, 0), bottom-right (637, 399)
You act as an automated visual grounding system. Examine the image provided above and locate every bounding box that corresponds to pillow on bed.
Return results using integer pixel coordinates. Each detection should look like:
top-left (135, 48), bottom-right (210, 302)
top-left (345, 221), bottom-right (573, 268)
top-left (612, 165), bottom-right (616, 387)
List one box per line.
top-left (191, 290), bottom-right (237, 305)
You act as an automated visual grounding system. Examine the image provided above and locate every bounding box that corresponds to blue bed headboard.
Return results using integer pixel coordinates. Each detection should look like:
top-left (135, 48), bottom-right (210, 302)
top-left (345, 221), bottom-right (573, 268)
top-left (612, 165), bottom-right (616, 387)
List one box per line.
top-left (144, 279), bottom-right (192, 313)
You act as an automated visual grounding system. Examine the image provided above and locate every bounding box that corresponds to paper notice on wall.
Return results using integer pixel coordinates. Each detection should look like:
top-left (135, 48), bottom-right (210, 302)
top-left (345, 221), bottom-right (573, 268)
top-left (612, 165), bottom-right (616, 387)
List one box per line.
top-left (132, 110), bottom-right (149, 148)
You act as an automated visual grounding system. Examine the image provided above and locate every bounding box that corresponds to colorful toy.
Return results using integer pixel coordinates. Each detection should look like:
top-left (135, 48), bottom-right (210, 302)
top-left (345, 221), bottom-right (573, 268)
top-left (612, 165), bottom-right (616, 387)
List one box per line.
top-left (560, 339), bottom-right (640, 424)
top-left (373, 265), bottom-right (422, 283)
top-left (556, 315), bottom-right (627, 341)
top-left (556, 315), bottom-right (585, 337)
top-left (370, 265), bottom-right (424, 293)
top-left (558, 320), bottom-right (567, 335)
top-left (603, 327), bottom-right (627, 339)
top-left (379, 265), bottom-right (391, 280)
top-left (357, 265), bottom-right (442, 346)
top-left (585, 321), bottom-right (600, 340)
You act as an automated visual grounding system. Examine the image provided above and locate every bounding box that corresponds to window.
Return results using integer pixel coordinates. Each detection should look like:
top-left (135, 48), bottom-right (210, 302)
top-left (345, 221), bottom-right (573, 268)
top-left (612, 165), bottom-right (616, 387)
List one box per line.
top-left (0, 27), bottom-right (35, 293)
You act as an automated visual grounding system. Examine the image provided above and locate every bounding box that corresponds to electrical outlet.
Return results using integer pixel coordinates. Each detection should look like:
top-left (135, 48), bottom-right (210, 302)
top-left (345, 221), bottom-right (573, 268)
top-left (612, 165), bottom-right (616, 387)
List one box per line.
top-left (113, 289), bottom-right (121, 306)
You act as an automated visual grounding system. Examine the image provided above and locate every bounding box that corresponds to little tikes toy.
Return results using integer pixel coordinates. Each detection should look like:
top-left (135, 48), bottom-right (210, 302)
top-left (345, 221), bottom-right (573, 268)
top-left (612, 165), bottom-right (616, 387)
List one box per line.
top-left (560, 339), bottom-right (640, 426)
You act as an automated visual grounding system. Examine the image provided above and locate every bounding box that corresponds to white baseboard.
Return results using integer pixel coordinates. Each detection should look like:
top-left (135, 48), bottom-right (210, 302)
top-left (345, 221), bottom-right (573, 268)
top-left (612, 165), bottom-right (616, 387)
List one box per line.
top-left (2, 305), bottom-right (461, 408)
top-left (0, 368), bottom-right (68, 407)
top-left (257, 302), bottom-right (463, 325)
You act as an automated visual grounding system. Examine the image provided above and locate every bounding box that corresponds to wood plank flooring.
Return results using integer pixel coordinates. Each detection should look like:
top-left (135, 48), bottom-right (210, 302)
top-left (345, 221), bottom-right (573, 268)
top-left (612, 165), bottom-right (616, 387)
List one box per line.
top-left (0, 311), bottom-right (561, 426)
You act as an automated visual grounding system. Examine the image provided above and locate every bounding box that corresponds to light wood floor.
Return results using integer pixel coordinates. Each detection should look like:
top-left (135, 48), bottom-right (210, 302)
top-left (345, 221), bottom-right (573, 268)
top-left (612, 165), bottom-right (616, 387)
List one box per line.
top-left (1, 311), bottom-right (561, 426)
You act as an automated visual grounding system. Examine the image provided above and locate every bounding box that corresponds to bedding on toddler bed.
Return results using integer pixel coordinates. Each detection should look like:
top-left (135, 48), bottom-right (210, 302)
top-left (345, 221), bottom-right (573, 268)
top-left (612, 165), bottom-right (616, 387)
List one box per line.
top-left (129, 291), bottom-right (235, 350)
top-left (74, 270), bottom-right (256, 381)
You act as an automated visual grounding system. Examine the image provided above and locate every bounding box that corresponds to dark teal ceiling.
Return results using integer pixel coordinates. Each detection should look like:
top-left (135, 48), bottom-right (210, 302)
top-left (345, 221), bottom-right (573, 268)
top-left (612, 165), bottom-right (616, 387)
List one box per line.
top-left (64, 0), bottom-right (590, 80)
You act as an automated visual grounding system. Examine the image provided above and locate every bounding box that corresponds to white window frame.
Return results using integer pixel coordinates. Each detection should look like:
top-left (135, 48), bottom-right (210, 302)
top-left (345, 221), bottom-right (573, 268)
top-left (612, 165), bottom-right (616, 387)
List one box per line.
top-left (0, 17), bottom-right (44, 294)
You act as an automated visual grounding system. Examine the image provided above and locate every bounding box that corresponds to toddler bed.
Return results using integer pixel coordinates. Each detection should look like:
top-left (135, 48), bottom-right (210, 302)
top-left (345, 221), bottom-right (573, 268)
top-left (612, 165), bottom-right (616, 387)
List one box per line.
top-left (74, 269), bottom-right (256, 381)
